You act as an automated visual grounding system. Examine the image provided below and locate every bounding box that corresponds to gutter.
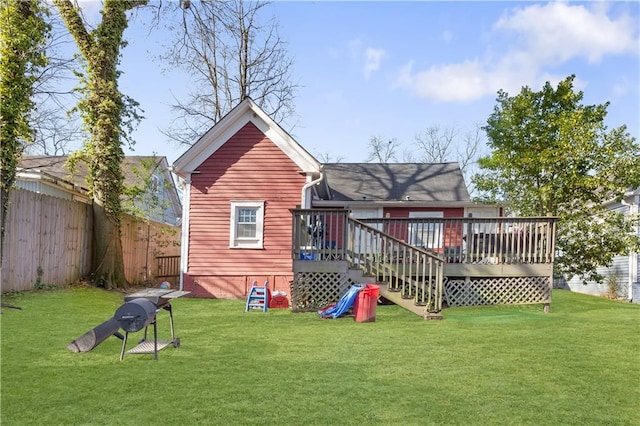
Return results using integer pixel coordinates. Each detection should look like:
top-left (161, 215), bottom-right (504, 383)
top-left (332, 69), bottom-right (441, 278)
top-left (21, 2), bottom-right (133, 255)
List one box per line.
top-left (301, 167), bottom-right (324, 209)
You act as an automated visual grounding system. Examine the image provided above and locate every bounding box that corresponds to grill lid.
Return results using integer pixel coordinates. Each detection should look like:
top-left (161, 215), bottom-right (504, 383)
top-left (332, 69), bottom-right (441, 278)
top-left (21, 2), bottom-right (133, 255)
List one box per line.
top-left (114, 299), bottom-right (157, 332)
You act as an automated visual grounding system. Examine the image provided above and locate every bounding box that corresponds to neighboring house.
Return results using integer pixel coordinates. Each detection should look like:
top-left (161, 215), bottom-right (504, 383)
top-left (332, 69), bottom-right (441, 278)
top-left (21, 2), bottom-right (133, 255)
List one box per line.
top-left (16, 155), bottom-right (182, 226)
top-left (172, 97), bottom-right (502, 299)
top-left (560, 188), bottom-right (640, 303)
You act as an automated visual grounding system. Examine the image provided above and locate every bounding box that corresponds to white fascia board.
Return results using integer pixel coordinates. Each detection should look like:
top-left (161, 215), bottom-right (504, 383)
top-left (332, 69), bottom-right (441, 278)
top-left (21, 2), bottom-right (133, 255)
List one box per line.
top-left (311, 200), bottom-right (482, 209)
top-left (17, 170), bottom-right (89, 196)
top-left (160, 162), bottom-right (183, 212)
top-left (173, 98), bottom-right (320, 176)
top-left (250, 116), bottom-right (320, 172)
top-left (172, 104), bottom-right (251, 175)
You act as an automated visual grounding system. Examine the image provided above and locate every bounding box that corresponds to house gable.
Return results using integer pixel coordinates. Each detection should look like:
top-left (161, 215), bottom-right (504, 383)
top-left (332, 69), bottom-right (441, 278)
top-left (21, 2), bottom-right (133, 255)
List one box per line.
top-left (173, 97), bottom-right (320, 176)
top-left (184, 122), bottom-right (307, 297)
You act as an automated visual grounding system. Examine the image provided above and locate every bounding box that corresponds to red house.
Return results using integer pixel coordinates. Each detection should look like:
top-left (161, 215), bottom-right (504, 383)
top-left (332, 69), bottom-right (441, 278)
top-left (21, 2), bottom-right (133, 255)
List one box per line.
top-left (172, 98), bottom-right (321, 298)
top-left (172, 98), bottom-right (503, 301)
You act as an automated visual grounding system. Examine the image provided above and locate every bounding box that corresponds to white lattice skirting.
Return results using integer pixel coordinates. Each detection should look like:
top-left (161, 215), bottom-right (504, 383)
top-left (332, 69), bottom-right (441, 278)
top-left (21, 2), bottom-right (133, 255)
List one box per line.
top-left (444, 276), bottom-right (551, 307)
top-left (290, 272), bottom-right (355, 312)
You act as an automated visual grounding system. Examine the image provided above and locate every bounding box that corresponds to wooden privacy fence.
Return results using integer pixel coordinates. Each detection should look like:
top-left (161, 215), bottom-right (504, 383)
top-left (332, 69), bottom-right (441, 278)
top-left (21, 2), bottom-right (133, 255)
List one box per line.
top-left (1, 188), bottom-right (180, 293)
top-left (2, 188), bottom-right (92, 293)
top-left (120, 214), bottom-right (181, 285)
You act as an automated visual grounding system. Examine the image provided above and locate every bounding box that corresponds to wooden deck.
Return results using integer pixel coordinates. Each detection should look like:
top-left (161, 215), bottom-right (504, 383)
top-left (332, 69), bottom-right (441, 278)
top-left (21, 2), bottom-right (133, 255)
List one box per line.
top-left (290, 209), bottom-right (557, 317)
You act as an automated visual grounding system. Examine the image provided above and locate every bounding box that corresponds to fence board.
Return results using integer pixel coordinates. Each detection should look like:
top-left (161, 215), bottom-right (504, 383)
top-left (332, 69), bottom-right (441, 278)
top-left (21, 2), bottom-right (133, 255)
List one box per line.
top-left (2, 189), bottom-right (92, 292)
top-left (121, 214), bottom-right (181, 285)
top-left (1, 188), bottom-right (180, 292)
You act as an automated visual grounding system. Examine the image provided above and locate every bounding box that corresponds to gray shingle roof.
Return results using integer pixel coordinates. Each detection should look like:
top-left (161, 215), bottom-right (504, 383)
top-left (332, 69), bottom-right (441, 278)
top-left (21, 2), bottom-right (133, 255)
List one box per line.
top-left (18, 155), bottom-right (165, 190)
top-left (322, 162), bottom-right (470, 202)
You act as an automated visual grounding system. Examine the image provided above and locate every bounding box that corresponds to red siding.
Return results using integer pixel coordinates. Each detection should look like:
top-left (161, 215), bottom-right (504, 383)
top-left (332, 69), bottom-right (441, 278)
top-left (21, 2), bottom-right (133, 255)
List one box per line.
top-left (185, 122), bottom-right (305, 298)
top-left (382, 207), bottom-right (466, 251)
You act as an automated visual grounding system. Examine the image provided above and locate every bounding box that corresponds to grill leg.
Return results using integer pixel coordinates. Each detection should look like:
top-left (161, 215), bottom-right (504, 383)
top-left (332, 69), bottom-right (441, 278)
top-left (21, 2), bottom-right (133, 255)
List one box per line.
top-left (153, 319), bottom-right (158, 360)
top-left (164, 303), bottom-right (176, 341)
top-left (120, 332), bottom-right (129, 361)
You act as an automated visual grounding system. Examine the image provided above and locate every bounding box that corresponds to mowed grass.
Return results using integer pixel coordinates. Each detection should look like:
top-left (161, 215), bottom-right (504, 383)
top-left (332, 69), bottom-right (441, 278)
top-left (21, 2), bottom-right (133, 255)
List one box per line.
top-left (1, 286), bottom-right (638, 425)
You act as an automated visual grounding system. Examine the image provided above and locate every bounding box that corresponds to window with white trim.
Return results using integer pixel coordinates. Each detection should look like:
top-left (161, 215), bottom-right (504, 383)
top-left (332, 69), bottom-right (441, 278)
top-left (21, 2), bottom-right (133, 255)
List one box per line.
top-left (230, 201), bottom-right (264, 248)
top-left (408, 211), bottom-right (443, 249)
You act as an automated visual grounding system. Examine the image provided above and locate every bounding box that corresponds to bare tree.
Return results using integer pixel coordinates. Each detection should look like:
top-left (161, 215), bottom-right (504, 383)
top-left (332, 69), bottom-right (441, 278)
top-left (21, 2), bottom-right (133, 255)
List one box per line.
top-left (26, 104), bottom-right (83, 155)
top-left (315, 152), bottom-right (344, 163)
top-left (400, 148), bottom-right (416, 163)
top-left (366, 136), bottom-right (400, 163)
top-left (414, 125), bottom-right (458, 163)
top-left (457, 124), bottom-right (483, 174)
top-left (413, 124), bottom-right (485, 191)
top-left (26, 5), bottom-right (84, 156)
top-left (160, 0), bottom-right (297, 146)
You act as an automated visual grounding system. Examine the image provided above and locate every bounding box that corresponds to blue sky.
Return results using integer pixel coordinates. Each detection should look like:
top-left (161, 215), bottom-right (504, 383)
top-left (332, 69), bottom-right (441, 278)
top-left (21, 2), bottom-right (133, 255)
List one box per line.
top-left (77, 1), bottom-right (639, 165)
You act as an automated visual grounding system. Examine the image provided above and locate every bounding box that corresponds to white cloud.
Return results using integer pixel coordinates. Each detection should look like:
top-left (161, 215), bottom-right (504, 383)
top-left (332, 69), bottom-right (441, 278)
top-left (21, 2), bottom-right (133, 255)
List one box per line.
top-left (346, 39), bottom-right (387, 79)
top-left (395, 1), bottom-right (639, 102)
top-left (494, 1), bottom-right (638, 64)
top-left (363, 47), bottom-right (386, 79)
top-left (611, 77), bottom-right (634, 99)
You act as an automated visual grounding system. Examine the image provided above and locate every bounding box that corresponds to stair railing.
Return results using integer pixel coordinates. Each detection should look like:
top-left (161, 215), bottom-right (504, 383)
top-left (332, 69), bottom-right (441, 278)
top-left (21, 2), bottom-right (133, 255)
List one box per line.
top-left (347, 217), bottom-right (445, 312)
top-left (290, 208), bottom-right (445, 312)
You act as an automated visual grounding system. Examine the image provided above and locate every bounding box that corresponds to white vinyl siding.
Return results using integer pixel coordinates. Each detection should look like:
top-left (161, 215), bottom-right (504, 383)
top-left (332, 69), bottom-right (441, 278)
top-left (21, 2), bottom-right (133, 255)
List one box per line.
top-left (408, 211), bottom-right (443, 249)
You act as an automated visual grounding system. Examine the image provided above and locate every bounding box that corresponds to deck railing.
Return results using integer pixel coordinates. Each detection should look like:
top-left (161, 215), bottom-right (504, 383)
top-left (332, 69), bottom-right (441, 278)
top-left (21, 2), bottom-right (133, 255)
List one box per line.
top-left (358, 216), bottom-right (557, 265)
top-left (291, 210), bottom-right (557, 313)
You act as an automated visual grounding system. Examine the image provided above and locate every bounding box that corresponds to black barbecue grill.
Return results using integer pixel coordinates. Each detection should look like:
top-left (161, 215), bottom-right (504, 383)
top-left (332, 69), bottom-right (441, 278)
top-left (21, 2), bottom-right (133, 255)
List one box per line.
top-left (116, 289), bottom-right (189, 361)
top-left (115, 299), bottom-right (157, 332)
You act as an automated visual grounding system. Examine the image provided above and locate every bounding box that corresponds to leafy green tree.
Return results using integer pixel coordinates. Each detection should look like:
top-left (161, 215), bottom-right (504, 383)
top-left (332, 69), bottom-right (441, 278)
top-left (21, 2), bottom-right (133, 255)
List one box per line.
top-left (0, 0), bottom-right (49, 257)
top-left (54, 0), bottom-right (146, 289)
top-left (474, 75), bottom-right (640, 283)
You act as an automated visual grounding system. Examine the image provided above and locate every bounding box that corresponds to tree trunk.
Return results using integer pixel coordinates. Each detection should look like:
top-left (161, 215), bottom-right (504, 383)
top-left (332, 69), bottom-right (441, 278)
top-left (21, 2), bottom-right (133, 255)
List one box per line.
top-left (92, 202), bottom-right (126, 289)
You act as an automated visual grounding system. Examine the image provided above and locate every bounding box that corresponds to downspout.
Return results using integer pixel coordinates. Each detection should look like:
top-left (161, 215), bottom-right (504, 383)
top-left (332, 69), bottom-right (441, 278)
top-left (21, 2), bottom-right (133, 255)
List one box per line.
top-left (179, 173), bottom-right (192, 291)
top-left (301, 167), bottom-right (324, 209)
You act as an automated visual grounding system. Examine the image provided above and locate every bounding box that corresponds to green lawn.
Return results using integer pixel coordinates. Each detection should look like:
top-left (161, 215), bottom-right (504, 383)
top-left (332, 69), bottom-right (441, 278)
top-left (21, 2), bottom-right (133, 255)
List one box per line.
top-left (1, 286), bottom-right (638, 425)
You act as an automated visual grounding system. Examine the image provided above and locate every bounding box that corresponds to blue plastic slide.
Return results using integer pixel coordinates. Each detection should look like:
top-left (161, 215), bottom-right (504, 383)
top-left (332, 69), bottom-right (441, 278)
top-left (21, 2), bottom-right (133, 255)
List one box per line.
top-left (318, 284), bottom-right (364, 319)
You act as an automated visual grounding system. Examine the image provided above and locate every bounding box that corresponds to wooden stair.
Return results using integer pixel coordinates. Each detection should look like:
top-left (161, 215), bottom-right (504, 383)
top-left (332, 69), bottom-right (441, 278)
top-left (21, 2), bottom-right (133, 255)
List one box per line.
top-left (347, 267), bottom-right (376, 285)
top-left (377, 282), bottom-right (443, 320)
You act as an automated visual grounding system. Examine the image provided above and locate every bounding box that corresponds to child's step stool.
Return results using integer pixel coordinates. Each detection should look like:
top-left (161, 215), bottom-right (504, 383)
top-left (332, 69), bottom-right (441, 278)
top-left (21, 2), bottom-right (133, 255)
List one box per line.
top-left (245, 281), bottom-right (270, 312)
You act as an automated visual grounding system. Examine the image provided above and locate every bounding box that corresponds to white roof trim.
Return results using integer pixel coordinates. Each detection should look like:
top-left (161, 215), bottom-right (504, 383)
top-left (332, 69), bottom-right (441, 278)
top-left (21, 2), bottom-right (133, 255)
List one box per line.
top-left (173, 98), bottom-right (320, 175)
top-left (311, 199), bottom-right (484, 208)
